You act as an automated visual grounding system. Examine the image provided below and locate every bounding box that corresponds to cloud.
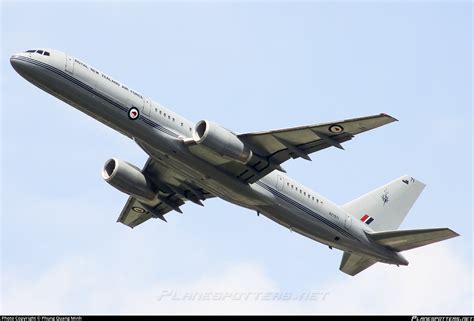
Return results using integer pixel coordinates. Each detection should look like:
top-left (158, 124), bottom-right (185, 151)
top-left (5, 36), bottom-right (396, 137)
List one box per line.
top-left (1, 259), bottom-right (283, 315)
top-left (315, 243), bottom-right (473, 315)
top-left (1, 243), bottom-right (472, 315)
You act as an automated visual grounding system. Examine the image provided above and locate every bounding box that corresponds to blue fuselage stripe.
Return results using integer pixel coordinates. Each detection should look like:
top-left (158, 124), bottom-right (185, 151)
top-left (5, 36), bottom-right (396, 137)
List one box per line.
top-left (256, 181), bottom-right (359, 241)
top-left (13, 56), bottom-right (179, 138)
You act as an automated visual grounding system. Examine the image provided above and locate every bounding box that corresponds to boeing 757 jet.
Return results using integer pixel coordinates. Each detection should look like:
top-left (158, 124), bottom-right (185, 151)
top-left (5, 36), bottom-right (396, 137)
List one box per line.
top-left (10, 49), bottom-right (459, 275)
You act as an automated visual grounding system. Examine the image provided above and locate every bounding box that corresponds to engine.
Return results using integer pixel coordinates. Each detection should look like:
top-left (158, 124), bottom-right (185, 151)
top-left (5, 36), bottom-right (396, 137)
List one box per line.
top-left (102, 158), bottom-right (155, 201)
top-left (192, 120), bottom-right (253, 164)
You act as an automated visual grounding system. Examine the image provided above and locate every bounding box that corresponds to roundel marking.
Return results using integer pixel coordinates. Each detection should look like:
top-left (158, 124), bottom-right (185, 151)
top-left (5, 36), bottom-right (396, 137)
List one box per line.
top-left (128, 107), bottom-right (140, 120)
top-left (132, 207), bottom-right (146, 214)
top-left (328, 124), bottom-right (344, 133)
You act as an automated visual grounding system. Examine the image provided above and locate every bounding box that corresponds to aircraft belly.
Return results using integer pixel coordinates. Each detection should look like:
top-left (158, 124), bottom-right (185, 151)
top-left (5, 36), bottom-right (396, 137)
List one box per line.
top-left (257, 202), bottom-right (354, 249)
top-left (135, 140), bottom-right (268, 207)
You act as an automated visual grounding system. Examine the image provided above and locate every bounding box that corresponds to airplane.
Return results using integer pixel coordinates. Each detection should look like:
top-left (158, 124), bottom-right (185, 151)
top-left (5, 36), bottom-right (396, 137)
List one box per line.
top-left (10, 48), bottom-right (459, 276)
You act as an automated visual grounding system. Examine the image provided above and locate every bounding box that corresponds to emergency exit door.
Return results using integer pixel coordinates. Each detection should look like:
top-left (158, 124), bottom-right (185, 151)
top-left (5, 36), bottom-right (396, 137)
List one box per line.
top-left (143, 98), bottom-right (151, 116)
top-left (65, 55), bottom-right (74, 74)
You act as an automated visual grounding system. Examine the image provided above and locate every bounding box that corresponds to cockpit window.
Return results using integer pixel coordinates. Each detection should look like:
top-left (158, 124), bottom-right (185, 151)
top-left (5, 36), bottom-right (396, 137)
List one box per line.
top-left (24, 49), bottom-right (50, 56)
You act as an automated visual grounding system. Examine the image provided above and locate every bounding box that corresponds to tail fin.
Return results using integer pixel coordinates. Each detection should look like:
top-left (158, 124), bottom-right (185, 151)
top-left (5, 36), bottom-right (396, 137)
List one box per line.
top-left (342, 175), bottom-right (425, 231)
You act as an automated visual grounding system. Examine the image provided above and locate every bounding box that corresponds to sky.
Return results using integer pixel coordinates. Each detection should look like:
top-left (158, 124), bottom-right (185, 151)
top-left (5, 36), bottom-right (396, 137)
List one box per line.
top-left (1, 0), bottom-right (472, 315)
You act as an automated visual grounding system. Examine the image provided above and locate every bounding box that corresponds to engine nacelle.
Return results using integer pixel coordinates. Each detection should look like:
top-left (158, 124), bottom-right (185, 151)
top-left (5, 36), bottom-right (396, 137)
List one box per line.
top-left (102, 158), bottom-right (155, 201)
top-left (192, 120), bottom-right (253, 164)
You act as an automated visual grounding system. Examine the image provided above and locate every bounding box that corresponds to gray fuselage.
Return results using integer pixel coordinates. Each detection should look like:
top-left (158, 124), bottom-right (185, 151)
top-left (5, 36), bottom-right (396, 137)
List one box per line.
top-left (10, 49), bottom-right (407, 265)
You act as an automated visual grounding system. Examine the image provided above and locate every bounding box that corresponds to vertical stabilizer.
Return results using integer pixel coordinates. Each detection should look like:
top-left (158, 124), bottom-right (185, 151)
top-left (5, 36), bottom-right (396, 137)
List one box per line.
top-left (342, 175), bottom-right (425, 232)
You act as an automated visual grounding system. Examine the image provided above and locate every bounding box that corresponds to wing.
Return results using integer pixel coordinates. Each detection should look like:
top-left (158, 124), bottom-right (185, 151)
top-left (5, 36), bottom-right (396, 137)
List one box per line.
top-left (117, 196), bottom-right (170, 228)
top-left (339, 252), bottom-right (378, 276)
top-left (220, 113), bottom-right (397, 183)
top-left (117, 158), bottom-right (214, 228)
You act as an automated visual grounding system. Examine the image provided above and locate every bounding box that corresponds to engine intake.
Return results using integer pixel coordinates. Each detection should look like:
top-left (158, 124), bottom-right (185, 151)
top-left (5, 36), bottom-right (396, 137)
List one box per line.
top-left (102, 158), bottom-right (155, 201)
top-left (192, 120), bottom-right (252, 164)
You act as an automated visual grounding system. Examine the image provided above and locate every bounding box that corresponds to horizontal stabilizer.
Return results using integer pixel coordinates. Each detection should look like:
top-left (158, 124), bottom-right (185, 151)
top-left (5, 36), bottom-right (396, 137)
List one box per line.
top-left (367, 228), bottom-right (459, 252)
top-left (340, 252), bottom-right (378, 276)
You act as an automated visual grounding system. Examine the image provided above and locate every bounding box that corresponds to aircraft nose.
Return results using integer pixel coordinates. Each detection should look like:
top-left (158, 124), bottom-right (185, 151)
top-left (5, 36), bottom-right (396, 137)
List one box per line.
top-left (10, 53), bottom-right (30, 76)
top-left (11, 54), bottom-right (23, 69)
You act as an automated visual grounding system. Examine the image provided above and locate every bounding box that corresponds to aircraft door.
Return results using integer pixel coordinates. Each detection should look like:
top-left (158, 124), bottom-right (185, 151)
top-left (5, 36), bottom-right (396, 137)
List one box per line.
top-left (65, 55), bottom-right (75, 74)
top-left (276, 174), bottom-right (285, 191)
top-left (344, 214), bottom-right (352, 229)
top-left (143, 98), bottom-right (151, 116)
